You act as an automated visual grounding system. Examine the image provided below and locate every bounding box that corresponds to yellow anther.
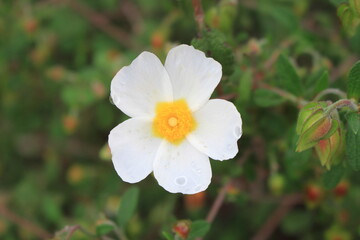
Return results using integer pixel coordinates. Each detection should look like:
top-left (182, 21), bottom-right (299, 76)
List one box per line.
top-left (152, 99), bottom-right (196, 144)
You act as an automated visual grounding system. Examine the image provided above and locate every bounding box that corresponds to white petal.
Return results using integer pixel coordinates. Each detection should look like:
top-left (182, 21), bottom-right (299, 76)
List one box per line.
top-left (164, 44), bottom-right (222, 111)
top-left (111, 52), bottom-right (173, 118)
top-left (153, 140), bottom-right (212, 194)
top-left (108, 118), bottom-right (162, 183)
top-left (187, 99), bottom-right (242, 161)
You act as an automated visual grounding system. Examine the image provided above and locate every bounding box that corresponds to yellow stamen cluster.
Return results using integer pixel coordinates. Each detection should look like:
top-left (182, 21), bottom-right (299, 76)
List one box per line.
top-left (152, 99), bottom-right (196, 144)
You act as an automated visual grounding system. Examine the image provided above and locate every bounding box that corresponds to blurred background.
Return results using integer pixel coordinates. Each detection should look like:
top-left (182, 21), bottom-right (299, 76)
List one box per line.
top-left (1, 0), bottom-right (360, 239)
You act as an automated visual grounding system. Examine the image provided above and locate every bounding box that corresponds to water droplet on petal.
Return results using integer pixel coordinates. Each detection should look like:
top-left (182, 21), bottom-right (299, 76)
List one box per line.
top-left (175, 176), bottom-right (187, 186)
top-left (234, 126), bottom-right (242, 138)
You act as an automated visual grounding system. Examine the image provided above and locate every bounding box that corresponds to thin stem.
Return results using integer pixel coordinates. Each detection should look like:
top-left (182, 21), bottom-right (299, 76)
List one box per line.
top-left (205, 180), bottom-right (232, 224)
top-left (313, 88), bottom-right (347, 101)
top-left (324, 99), bottom-right (358, 115)
top-left (251, 194), bottom-right (303, 240)
top-left (258, 83), bottom-right (308, 107)
top-left (52, 0), bottom-right (136, 49)
top-left (0, 203), bottom-right (52, 239)
top-left (191, 0), bottom-right (204, 32)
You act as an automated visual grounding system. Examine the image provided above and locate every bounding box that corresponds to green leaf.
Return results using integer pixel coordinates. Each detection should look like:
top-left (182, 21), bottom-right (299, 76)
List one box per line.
top-left (117, 187), bottom-right (140, 227)
top-left (96, 224), bottom-right (114, 236)
top-left (346, 127), bottom-right (360, 171)
top-left (348, 60), bottom-right (360, 100)
top-left (162, 231), bottom-right (174, 240)
top-left (259, 4), bottom-right (298, 31)
top-left (237, 69), bottom-right (252, 103)
top-left (346, 112), bottom-right (360, 134)
top-left (275, 54), bottom-right (303, 96)
top-left (330, 0), bottom-right (347, 6)
top-left (188, 220), bottom-right (210, 240)
top-left (322, 164), bottom-right (345, 189)
top-left (254, 88), bottom-right (286, 107)
top-left (313, 70), bottom-right (329, 94)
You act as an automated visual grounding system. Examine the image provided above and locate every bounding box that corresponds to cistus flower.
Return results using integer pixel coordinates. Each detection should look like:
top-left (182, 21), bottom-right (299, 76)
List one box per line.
top-left (108, 45), bottom-right (242, 194)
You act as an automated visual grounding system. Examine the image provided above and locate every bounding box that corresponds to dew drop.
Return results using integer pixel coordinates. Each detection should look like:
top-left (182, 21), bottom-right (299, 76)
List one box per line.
top-left (234, 126), bottom-right (242, 138)
top-left (175, 176), bottom-right (187, 186)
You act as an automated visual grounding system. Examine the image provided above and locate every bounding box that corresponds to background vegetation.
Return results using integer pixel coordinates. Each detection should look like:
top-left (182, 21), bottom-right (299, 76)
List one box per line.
top-left (1, 0), bottom-right (360, 239)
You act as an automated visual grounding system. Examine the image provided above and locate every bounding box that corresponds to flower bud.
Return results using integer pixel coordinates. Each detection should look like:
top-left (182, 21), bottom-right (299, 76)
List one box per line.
top-left (315, 123), bottom-right (344, 169)
top-left (296, 102), bottom-right (327, 135)
top-left (333, 181), bottom-right (349, 198)
top-left (296, 102), bottom-right (340, 152)
top-left (305, 184), bottom-right (323, 208)
top-left (268, 173), bottom-right (285, 196)
top-left (172, 220), bottom-right (191, 239)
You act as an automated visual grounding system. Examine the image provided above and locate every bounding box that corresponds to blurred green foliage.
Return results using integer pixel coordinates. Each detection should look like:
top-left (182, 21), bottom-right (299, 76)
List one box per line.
top-left (1, 0), bottom-right (360, 240)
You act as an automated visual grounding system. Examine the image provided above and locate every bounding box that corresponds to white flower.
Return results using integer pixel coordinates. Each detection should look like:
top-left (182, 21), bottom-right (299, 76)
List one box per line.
top-left (109, 44), bottom-right (242, 194)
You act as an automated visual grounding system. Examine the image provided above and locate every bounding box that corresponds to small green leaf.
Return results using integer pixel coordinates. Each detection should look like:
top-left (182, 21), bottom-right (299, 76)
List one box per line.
top-left (313, 70), bottom-right (329, 94)
top-left (188, 220), bottom-right (210, 240)
top-left (96, 224), bottom-right (114, 236)
top-left (259, 4), bottom-right (298, 31)
top-left (117, 187), bottom-right (139, 227)
top-left (254, 88), bottom-right (285, 107)
top-left (276, 54), bottom-right (303, 96)
top-left (322, 164), bottom-right (345, 189)
top-left (348, 61), bottom-right (360, 100)
top-left (346, 112), bottom-right (360, 134)
top-left (346, 127), bottom-right (360, 171)
top-left (162, 231), bottom-right (174, 240)
top-left (237, 69), bottom-right (252, 103)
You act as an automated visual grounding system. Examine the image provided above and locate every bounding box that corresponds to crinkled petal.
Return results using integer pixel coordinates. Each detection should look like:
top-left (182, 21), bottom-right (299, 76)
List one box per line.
top-left (164, 44), bottom-right (222, 111)
top-left (108, 118), bottom-right (162, 183)
top-left (153, 140), bottom-right (212, 194)
top-left (111, 52), bottom-right (173, 118)
top-left (187, 99), bottom-right (242, 161)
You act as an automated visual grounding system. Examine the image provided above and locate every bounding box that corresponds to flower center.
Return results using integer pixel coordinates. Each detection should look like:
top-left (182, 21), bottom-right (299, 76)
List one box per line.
top-left (152, 99), bottom-right (196, 144)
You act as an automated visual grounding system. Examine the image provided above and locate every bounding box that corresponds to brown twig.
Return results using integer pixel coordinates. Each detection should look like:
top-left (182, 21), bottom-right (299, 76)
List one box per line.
top-left (0, 203), bottom-right (52, 239)
top-left (119, 0), bottom-right (142, 34)
top-left (191, 0), bottom-right (205, 32)
top-left (263, 38), bottom-right (295, 71)
top-left (205, 149), bottom-right (252, 224)
top-left (205, 180), bottom-right (232, 224)
top-left (251, 193), bottom-right (304, 240)
top-left (57, 0), bottom-right (135, 49)
top-left (313, 88), bottom-right (347, 101)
